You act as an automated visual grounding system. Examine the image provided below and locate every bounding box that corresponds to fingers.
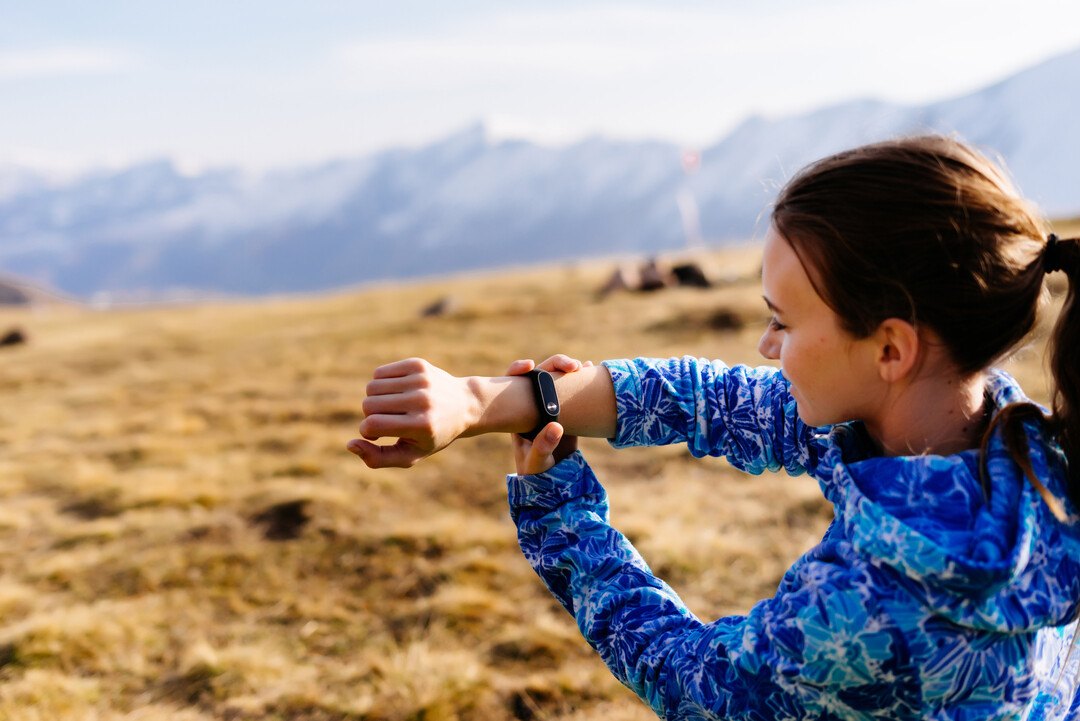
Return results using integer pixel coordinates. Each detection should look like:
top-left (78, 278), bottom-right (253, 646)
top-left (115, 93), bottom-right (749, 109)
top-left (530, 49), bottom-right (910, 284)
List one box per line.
top-left (365, 376), bottom-right (418, 397)
top-left (537, 354), bottom-right (584, 373)
top-left (371, 357), bottom-right (431, 380)
top-left (504, 358), bottom-right (535, 376)
top-left (360, 368), bottom-right (444, 440)
top-left (506, 354), bottom-right (588, 377)
top-left (357, 412), bottom-right (432, 443)
top-left (361, 387), bottom-right (440, 418)
top-left (366, 365), bottom-right (440, 398)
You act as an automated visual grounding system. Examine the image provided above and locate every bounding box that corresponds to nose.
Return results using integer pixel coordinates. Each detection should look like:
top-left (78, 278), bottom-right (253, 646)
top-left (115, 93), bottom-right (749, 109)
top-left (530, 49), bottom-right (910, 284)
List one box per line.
top-left (758, 327), bottom-right (780, 360)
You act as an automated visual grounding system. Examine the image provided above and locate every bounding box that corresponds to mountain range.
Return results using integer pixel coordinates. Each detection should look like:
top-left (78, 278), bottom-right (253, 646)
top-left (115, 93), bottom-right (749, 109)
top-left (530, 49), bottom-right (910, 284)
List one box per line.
top-left (2, 46), bottom-right (1078, 300)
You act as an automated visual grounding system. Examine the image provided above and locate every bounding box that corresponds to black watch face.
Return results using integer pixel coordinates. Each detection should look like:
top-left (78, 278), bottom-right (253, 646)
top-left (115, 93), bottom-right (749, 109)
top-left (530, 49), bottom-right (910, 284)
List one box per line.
top-left (537, 371), bottom-right (559, 416)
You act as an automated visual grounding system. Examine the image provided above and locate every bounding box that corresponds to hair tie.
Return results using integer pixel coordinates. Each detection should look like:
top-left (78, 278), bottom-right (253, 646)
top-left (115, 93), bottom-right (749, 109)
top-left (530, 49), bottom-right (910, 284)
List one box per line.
top-left (1044, 233), bottom-right (1063, 274)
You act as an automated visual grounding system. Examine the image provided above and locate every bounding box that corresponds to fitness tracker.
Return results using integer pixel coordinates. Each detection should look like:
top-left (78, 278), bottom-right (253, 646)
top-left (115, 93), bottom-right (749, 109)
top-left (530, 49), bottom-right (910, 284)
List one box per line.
top-left (518, 368), bottom-right (561, 441)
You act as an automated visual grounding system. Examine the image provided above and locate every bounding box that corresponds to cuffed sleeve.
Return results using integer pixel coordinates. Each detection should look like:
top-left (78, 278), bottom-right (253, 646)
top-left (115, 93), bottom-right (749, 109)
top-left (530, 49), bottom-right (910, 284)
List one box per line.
top-left (601, 357), bottom-right (815, 476)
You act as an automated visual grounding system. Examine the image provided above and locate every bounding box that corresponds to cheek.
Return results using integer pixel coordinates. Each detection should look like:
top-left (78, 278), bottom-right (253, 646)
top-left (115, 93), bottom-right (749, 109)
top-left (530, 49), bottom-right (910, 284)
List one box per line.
top-left (781, 338), bottom-right (826, 383)
top-left (778, 340), bottom-right (800, 379)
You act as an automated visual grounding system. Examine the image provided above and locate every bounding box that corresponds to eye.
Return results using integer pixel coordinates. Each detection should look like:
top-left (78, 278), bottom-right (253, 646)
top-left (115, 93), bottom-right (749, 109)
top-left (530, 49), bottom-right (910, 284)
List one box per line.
top-left (768, 316), bottom-right (787, 331)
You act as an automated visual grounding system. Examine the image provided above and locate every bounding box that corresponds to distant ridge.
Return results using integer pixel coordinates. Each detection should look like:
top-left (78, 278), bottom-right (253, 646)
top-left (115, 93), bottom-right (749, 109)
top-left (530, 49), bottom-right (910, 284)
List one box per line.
top-left (1, 46), bottom-right (1078, 300)
top-left (0, 271), bottom-right (81, 307)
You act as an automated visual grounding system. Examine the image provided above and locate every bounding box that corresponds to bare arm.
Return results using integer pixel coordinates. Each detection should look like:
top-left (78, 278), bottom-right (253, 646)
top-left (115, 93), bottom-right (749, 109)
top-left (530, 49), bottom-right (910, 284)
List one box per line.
top-left (466, 361), bottom-right (615, 438)
top-left (347, 355), bottom-right (615, 469)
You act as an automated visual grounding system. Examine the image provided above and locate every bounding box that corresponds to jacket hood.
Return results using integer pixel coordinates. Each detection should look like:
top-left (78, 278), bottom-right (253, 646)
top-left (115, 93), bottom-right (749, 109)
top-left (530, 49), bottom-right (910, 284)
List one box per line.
top-left (816, 370), bottom-right (1080, 633)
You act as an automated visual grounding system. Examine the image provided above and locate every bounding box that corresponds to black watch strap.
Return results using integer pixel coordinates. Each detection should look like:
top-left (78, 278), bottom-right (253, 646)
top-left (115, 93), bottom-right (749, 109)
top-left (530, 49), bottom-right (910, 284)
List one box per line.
top-left (518, 368), bottom-right (561, 441)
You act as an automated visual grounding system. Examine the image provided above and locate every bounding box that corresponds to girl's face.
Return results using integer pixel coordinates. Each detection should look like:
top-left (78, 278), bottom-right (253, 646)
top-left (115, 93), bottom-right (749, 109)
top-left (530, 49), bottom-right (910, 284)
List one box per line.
top-left (757, 226), bottom-right (882, 428)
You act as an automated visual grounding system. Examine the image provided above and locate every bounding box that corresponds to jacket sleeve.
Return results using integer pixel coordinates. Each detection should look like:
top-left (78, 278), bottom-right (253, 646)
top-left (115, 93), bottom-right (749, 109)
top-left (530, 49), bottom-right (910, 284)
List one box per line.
top-left (508, 452), bottom-right (919, 720)
top-left (601, 356), bottom-right (815, 476)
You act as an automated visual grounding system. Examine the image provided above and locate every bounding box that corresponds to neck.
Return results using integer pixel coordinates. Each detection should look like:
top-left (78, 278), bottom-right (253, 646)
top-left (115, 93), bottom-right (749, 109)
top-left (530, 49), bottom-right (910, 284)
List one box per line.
top-left (865, 371), bottom-right (989, 457)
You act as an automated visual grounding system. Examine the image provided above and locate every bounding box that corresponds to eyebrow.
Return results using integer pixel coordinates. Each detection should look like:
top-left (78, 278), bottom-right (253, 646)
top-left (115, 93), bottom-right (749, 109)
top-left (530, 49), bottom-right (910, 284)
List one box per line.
top-left (762, 296), bottom-right (783, 314)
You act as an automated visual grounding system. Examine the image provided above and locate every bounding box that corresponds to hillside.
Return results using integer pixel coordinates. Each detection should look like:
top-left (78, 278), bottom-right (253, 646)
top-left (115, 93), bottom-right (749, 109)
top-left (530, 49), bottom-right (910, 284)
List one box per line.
top-left (0, 244), bottom-right (1065, 719)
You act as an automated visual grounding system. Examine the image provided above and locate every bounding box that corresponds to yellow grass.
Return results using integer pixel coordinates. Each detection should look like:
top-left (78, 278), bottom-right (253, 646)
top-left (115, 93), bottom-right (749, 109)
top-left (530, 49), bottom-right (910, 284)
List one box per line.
top-left (0, 243), bottom-right (1062, 720)
top-left (1051, 216), bottom-right (1080, 238)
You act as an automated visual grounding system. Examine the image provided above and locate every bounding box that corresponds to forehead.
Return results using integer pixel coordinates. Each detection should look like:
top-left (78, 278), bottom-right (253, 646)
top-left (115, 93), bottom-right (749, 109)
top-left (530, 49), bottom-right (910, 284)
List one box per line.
top-left (761, 226), bottom-right (816, 309)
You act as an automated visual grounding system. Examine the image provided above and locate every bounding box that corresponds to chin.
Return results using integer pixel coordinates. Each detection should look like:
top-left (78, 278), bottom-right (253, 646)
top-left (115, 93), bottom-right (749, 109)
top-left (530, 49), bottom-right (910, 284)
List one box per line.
top-left (799, 407), bottom-right (856, 430)
top-left (794, 402), bottom-right (829, 429)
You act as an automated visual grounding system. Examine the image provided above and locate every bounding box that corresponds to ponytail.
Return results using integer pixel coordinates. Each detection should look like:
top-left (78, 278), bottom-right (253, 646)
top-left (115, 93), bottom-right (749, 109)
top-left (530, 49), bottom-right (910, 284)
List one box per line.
top-left (982, 234), bottom-right (1080, 520)
top-left (1046, 235), bottom-right (1080, 506)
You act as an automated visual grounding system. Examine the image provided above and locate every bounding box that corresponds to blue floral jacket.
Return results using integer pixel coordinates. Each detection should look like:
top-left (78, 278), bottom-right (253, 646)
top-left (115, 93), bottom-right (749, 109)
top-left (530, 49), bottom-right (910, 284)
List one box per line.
top-left (507, 357), bottom-right (1080, 720)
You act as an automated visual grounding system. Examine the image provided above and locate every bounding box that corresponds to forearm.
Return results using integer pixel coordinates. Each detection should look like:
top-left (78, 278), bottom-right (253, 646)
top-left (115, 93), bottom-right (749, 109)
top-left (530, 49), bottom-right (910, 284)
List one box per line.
top-left (464, 365), bottom-right (617, 439)
top-left (603, 357), bottom-right (812, 473)
top-left (509, 452), bottom-right (726, 718)
top-left (350, 356), bottom-right (617, 469)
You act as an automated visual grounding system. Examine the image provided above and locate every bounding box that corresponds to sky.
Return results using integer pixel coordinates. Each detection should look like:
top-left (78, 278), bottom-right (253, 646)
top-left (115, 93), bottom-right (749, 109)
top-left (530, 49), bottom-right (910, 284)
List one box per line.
top-left (2, 0), bottom-right (1079, 175)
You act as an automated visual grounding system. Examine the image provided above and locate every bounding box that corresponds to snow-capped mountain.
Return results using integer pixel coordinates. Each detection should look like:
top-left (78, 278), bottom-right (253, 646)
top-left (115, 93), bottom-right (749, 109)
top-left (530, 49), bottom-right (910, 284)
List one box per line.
top-left (1, 46), bottom-right (1078, 299)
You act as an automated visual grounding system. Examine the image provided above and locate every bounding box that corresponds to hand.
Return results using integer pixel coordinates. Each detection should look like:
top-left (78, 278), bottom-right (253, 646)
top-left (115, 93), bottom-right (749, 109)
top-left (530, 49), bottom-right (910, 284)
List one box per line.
top-left (503, 353), bottom-right (592, 377)
top-left (512, 422), bottom-right (577, 475)
top-left (347, 358), bottom-right (476, 468)
top-left (505, 355), bottom-right (587, 475)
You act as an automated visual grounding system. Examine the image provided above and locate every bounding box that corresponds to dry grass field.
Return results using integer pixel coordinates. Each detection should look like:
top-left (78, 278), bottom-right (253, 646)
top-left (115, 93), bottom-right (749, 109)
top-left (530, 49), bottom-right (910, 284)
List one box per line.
top-left (0, 236), bottom-right (1068, 721)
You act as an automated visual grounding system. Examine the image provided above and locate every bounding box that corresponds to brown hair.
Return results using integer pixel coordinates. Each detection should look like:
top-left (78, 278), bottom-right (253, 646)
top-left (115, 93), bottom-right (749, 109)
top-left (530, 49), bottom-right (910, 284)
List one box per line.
top-left (771, 134), bottom-right (1080, 510)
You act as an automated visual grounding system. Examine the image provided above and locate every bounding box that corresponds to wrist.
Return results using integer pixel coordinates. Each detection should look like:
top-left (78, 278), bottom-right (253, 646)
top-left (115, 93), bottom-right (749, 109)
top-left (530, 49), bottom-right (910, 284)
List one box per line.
top-left (517, 369), bottom-right (560, 441)
top-left (462, 376), bottom-right (488, 437)
top-left (463, 374), bottom-right (538, 437)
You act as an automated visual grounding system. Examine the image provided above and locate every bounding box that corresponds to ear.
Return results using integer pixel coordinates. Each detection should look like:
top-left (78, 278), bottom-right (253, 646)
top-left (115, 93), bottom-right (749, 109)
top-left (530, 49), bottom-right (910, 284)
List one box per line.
top-left (872, 318), bottom-right (921, 383)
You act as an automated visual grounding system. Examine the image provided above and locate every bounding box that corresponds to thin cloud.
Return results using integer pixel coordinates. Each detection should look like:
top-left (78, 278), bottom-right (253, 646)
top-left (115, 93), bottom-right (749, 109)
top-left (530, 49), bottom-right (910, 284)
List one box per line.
top-left (0, 47), bottom-right (135, 80)
top-left (332, 6), bottom-right (751, 89)
top-left (329, 2), bottom-right (1080, 100)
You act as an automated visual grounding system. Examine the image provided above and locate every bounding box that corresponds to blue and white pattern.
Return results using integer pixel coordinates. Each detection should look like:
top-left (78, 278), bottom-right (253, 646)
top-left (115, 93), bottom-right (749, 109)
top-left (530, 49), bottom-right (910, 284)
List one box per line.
top-left (507, 356), bottom-right (1080, 720)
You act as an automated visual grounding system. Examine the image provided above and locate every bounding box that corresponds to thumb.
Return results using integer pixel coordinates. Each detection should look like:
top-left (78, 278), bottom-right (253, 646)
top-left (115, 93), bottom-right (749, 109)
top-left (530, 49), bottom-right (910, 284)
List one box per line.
top-left (519, 423), bottom-right (564, 475)
top-left (346, 438), bottom-right (423, 469)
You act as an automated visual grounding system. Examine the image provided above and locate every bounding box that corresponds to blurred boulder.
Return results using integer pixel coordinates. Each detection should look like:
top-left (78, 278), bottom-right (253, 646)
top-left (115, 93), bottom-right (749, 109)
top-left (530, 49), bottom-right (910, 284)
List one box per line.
top-left (420, 296), bottom-right (455, 318)
top-left (0, 328), bottom-right (27, 347)
top-left (253, 499), bottom-right (311, 541)
top-left (708, 310), bottom-right (745, 331)
top-left (672, 262), bottom-right (711, 288)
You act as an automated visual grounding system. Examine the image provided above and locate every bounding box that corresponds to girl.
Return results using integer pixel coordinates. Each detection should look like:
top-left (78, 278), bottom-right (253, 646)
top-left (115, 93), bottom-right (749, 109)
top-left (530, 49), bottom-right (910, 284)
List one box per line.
top-left (348, 135), bottom-right (1080, 720)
